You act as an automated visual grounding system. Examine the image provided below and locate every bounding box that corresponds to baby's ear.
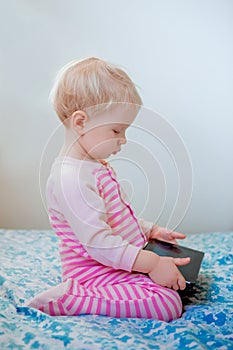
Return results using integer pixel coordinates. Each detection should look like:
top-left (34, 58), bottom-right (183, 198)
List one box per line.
top-left (71, 110), bottom-right (88, 134)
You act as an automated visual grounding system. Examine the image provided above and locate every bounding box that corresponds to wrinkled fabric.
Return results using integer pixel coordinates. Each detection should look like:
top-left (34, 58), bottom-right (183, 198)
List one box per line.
top-left (0, 229), bottom-right (232, 349)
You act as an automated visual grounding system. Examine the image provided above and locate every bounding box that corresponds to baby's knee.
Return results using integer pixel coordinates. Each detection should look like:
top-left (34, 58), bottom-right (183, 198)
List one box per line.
top-left (155, 289), bottom-right (183, 321)
top-left (166, 289), bottom-right (183, 321)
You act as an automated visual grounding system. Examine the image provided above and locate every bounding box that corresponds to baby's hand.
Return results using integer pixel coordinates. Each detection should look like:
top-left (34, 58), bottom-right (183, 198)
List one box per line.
top-left (148, 256), bottom-right (190, 290)
top-left (150, 225), bottom-right (186, 245)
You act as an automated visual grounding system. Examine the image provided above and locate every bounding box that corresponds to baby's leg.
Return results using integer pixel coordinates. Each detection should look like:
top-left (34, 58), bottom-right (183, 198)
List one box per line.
top-left (27, 278), bottom-right (182, 321)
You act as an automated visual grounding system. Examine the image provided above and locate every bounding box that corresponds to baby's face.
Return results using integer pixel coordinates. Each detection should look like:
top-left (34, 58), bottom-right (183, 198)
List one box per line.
top-left (80, 104), bottom-right (138, 160)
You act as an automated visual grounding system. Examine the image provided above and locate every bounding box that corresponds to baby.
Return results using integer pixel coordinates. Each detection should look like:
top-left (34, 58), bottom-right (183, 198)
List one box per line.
top-left (28, 57), bottom-right (190, 321)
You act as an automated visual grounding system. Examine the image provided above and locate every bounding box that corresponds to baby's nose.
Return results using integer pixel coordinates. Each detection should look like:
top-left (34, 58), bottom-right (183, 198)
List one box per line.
top-left (119, 136), bottom-right (127, 145)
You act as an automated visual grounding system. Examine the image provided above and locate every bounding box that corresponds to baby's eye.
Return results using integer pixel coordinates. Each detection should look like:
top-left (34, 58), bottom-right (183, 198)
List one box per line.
top-left (113, 129), bottom-right (120, 134)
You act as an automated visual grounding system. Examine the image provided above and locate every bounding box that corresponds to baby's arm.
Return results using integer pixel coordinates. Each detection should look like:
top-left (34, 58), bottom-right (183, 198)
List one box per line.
top-left (132, 249), bottom-right (190, 290)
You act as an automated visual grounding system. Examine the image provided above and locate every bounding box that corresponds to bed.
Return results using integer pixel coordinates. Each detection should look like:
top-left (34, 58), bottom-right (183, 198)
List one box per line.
top-left (0, 229), bottom-right (232, 349)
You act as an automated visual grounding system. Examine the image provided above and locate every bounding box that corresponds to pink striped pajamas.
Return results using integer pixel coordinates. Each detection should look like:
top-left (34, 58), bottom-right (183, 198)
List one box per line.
top-left (28, 157), bottom-right (183, 321)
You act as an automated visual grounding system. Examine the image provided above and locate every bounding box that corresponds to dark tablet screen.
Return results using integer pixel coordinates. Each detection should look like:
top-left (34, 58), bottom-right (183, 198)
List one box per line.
top-left (144, 239), bottom-right (204, 284)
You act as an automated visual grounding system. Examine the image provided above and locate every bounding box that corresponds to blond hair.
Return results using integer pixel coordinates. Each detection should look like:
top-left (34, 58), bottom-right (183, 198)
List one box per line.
top-left (49, 57), bottom-right (142, 122)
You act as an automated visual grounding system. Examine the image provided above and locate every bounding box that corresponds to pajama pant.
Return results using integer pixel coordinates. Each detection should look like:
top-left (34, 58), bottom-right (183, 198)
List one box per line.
top-left (28, 273), bottom-right (183, 322)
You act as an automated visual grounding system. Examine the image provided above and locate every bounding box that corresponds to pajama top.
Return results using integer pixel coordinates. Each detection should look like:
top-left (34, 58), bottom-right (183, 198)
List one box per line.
top-left (46, 156), bottom-right (152, 276)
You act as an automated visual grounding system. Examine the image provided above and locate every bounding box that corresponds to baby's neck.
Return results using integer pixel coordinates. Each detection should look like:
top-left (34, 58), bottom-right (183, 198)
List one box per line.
top-left (59, 130), bottom-right (98, 163)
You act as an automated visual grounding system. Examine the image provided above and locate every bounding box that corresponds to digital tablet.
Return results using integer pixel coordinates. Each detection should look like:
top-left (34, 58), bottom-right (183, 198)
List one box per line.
top-left (143, 239), bottom-right (204, 284)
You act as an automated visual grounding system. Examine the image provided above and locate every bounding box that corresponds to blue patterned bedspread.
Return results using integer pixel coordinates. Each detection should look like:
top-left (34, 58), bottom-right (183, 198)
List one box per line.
top-left (0, 229), bottom-right (232, 349)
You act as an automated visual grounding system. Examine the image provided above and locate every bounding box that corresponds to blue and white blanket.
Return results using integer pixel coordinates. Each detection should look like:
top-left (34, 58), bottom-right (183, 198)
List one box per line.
top-left (0, 229), bottom-right (232, 349)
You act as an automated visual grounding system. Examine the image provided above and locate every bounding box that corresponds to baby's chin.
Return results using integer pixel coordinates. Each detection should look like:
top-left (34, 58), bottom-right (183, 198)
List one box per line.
top-left (112, 149), bottom-right (121, 155)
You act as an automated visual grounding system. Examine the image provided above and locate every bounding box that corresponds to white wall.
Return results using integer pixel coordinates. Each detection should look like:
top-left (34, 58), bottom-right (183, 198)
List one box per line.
top-left (0, 0), bottom-right (232, 233)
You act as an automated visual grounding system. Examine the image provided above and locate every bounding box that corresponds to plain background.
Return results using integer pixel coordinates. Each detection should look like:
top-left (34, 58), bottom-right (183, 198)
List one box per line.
top-left (0, 0), bottom-right (232, 233)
